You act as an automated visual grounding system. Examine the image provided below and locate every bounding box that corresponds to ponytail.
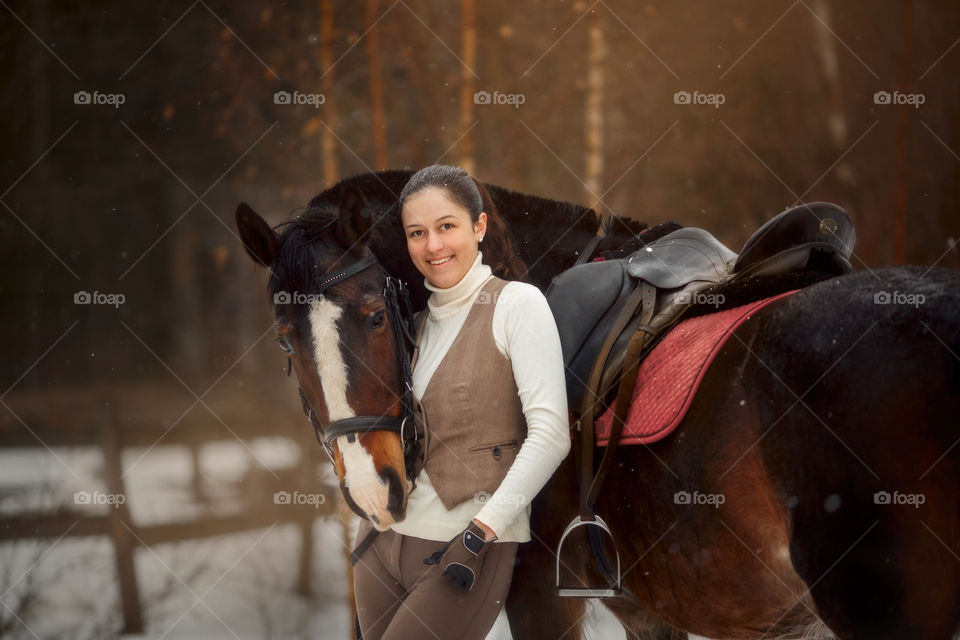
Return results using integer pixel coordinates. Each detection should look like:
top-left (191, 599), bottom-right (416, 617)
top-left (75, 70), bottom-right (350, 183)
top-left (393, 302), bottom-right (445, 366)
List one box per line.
top-left (470, 177), bottom-right (528, 282)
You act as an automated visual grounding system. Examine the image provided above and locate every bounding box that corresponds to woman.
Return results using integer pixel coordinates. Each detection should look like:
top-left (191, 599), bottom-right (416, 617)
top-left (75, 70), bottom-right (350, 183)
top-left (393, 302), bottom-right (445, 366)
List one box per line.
top-left (352, 165), bottom-right (571, 640)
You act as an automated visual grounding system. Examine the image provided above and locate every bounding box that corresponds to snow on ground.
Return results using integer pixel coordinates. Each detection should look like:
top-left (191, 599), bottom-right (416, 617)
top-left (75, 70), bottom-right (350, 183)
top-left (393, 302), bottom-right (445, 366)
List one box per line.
top-left (0, 443), bottom-right (659, 639)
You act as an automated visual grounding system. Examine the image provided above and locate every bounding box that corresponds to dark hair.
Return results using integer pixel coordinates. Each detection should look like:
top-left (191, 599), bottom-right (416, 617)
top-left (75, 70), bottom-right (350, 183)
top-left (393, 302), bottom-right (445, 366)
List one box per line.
top-left (399, 165), bottom-right (528, 281)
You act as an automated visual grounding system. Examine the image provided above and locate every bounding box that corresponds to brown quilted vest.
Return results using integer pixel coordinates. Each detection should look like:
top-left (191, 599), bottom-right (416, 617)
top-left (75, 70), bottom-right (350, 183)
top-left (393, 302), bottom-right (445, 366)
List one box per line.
top-left (411, 277), bottom-right (528, 510)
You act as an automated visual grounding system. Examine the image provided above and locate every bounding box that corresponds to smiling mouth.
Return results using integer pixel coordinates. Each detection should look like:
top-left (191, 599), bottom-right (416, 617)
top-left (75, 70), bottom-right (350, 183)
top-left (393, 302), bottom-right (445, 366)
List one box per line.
top-left (427, 256), bottom-right (453, 265)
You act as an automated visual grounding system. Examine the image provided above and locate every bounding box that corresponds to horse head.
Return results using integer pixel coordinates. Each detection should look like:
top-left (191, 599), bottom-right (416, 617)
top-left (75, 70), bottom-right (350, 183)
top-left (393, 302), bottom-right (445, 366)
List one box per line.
top-left (236, 185), bottom-right (412, 529)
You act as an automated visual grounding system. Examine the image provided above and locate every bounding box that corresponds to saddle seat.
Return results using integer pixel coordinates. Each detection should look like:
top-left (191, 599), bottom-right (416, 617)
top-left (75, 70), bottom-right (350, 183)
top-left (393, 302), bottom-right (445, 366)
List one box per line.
top-left (546, 202), bottom-right (854, 411)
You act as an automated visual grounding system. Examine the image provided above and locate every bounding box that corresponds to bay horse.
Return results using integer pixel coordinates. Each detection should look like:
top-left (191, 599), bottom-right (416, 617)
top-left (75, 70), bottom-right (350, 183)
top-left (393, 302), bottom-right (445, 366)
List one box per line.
top-left (236, 170), bottom-right (960, 640)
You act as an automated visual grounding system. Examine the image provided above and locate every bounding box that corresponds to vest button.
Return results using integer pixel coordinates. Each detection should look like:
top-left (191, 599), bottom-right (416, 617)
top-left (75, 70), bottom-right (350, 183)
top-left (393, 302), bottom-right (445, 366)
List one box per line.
top-left (492, 446), bottom-right (502, 460)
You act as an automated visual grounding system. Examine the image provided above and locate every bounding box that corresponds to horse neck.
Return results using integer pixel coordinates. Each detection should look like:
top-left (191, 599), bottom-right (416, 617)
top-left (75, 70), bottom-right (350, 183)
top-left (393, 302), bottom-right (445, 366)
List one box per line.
top-left (486, 185), bottom-right (642, 290)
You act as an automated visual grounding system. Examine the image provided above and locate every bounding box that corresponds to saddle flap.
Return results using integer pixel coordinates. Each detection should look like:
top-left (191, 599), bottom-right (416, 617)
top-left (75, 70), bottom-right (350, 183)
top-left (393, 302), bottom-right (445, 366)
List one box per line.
top-left (626, 227), bottom-right (738, 289)
top-left (546, 259), bottom-right (633, 366)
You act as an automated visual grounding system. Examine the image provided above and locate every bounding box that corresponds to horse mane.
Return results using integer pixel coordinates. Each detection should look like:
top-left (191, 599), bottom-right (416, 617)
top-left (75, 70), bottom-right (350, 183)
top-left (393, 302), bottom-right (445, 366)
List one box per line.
top-left (306, 169), bottom-right (412, 210)
top-left (267, 209), bottom-right (339, 297)
top-left (597, 221), bottom-right (683, 259)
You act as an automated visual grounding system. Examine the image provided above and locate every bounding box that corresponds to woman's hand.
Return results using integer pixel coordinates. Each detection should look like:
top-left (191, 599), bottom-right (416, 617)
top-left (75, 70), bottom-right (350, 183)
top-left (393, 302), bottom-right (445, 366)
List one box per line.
top-left (423, 521), bottom-right (495, 590)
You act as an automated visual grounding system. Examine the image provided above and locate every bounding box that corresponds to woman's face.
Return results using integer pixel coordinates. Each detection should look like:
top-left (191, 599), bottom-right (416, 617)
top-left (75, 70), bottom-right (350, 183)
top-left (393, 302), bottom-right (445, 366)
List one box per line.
top-left (401, 188), bottom-right (487, 289)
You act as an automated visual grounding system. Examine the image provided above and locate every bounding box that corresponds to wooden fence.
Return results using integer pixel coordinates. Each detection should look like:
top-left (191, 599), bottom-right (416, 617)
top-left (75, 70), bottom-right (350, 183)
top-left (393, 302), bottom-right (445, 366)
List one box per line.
top-left (0, 380), bottom-right (342, 635)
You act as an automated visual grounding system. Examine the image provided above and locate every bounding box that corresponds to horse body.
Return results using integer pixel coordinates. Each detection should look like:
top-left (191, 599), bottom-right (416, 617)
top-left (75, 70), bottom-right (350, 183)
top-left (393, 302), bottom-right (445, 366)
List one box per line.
top-left (509, 266), bottom-right (960, 640)
top-left (237, 172), bottom-right (960, 640)
top-left (752, 268), bottom-right (960, 638)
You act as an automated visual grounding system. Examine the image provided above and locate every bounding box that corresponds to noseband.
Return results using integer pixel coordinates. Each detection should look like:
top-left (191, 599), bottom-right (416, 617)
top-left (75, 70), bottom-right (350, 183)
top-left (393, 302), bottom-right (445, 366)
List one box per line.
top-left (293, 254), bottom-right (421, 482)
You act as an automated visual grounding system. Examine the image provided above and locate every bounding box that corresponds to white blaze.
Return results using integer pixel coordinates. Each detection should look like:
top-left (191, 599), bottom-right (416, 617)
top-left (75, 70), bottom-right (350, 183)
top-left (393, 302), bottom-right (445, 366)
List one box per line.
top-left (308, 298), bottom-right (389, 526)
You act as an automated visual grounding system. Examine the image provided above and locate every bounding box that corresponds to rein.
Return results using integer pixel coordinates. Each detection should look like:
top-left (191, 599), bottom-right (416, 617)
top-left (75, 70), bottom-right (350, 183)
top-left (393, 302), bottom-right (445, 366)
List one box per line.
top-left (294, 254), bottom-right (421, 483)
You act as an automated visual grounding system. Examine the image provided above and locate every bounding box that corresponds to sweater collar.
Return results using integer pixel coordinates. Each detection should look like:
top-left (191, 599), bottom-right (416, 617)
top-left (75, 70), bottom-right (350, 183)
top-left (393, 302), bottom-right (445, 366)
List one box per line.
top-left (425, 251), bottom-right (493, 320)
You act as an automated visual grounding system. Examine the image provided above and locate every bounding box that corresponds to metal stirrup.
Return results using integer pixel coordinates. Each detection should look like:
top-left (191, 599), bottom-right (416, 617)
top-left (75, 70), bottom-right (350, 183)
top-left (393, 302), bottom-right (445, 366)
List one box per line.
top-left (555, 515), bottom-right (622, 598)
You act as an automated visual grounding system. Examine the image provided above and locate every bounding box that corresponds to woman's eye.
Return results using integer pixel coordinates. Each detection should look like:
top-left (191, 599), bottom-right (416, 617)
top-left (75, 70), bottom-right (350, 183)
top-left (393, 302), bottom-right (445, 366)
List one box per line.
top-left (365, 309), bottom-right (387, 331)
top-left (276, 336), bottom-right (295, 354)
top-left (440, 223), bottom-right (453, 231)
top-left (409, 230), bottom-right (422, 238)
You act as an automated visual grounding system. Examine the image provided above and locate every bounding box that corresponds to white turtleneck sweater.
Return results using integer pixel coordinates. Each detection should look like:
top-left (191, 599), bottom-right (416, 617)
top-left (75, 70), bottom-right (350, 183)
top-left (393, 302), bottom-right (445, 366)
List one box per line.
top-left (390, 252), bottom-right (570, 543)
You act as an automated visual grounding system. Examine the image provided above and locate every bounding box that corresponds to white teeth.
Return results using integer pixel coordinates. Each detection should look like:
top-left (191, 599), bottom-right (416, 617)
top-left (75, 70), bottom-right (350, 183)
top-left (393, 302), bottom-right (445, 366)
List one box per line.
top-left (428, 256), bottom-right (452, 265)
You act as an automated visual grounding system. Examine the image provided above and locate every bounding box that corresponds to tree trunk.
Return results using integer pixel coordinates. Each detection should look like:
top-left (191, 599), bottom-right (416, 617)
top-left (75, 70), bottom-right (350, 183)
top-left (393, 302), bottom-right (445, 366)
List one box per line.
top-left (458, 0), bottom-right (477, 174)
top-left (366, 0), bottom-right (388, 170)
top-left (320, 0), bottom-right (339, 187)
top-left (585, 6), bottom-right (606, 220)
top-left (810, 0), bottom-right (848, 149)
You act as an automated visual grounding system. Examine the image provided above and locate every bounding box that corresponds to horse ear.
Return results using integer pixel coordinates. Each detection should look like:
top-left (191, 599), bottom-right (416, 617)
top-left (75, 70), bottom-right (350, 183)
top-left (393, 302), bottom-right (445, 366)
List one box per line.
top-left (335, 184), bottom-right (371, 247)
top-left (235, 202), bottom-right (277, 268)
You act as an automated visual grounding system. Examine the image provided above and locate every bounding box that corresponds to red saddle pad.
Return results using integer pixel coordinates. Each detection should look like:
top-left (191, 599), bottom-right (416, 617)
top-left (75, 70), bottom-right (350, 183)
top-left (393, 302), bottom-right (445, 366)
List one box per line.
top-left (594, 290), bottom-right (798, 446)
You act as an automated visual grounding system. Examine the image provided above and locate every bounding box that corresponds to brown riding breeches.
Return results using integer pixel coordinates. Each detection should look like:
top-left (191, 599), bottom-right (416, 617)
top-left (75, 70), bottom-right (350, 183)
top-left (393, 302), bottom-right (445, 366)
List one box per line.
top-left (353, 522), bottom-right (518, 640)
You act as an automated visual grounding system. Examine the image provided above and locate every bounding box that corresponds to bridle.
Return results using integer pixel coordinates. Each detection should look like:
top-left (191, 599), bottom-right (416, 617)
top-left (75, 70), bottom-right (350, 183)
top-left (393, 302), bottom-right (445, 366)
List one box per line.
top-left (292, 253), bottom-right (422, 483)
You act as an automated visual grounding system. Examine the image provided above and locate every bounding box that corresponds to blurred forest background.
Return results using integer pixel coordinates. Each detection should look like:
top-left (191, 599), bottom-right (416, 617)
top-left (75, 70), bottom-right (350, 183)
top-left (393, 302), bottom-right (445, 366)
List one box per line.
top-left (1, 1), bottom-right (959, 638)
top-left (1, 0), bottom-right (959, 385)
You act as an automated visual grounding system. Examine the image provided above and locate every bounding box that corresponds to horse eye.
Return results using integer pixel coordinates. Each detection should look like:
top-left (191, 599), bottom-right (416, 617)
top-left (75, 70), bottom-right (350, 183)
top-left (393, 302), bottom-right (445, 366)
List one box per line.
top-left (276, 336), bottom-right (296, 354)
top-left (365, 309), bottom-right (386, 331)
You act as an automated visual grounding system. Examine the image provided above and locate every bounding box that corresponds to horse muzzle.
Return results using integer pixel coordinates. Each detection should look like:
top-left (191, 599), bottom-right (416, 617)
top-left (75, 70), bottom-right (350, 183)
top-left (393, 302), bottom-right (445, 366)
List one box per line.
top-left (341, 465), bottom-right (411, 530)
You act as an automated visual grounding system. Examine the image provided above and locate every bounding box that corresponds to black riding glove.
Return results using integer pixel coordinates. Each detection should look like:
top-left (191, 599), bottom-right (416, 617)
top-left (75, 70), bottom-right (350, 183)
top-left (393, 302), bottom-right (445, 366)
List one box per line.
top-left (423, 521), bottom-right (494, 591)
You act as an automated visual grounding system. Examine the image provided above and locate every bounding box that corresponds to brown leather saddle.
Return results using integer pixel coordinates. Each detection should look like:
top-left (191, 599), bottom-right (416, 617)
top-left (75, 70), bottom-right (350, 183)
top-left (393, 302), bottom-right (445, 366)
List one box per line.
top-left (546, 202), bottom-right (855, 598)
